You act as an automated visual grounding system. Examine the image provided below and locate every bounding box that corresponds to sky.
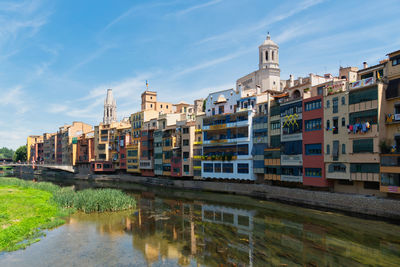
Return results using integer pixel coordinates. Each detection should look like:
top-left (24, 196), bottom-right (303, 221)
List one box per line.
top-left (1, 0), bottom-right (400, 149)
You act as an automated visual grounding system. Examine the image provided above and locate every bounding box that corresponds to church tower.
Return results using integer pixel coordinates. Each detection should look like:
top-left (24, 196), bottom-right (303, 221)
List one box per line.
top-left (259, 33), bottom-right (279, 70)
top-left (258, 33), bottom-right (281, 91)
top-left (103, 89), bottom-right (117, 124)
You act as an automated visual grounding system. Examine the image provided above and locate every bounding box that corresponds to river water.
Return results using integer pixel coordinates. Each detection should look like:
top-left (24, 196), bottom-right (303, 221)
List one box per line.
top-left (0, 177), bottom-right (399, 267)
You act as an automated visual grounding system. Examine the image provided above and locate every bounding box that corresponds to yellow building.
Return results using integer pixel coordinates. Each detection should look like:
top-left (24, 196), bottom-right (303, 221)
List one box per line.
top-left (381, 50), bottom-right (400, 194)
top-left (127, 110), bottom-right (159, 173)
top-left (27, 135), bottom-right (43, 163)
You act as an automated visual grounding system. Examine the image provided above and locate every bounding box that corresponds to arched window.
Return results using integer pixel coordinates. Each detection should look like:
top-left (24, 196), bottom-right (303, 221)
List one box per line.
top-left (293, 90), bottom-right (301, 99)
top-left (272, 51), bottom-right (275, 61)
top-left (265, 51), bottom-right (268, 61)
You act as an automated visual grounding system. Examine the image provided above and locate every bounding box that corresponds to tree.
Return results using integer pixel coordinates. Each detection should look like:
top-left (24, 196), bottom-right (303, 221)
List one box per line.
top-left (0, 147), bottom-right (14, 159)
top-left (13, 145), bottom-right (27, 162)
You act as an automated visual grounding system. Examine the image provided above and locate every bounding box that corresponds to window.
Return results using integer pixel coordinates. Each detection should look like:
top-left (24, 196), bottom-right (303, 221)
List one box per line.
top-left (332, 97), bottom-right (338, 113)
top-left (349, 109), bottom-right (378, 124)
top-left (332, 140), bottom-right (339, 160)
top-left (342, 144), bottom-right (346, 154)
top-left (223, 163), bottom-right (233, 173)
top-left (183, 128), bottom-right (189, 134)
top-left (282, 141), bottom-right (302, 155)
top-left (204, 163), bottom-right (213, 173)
top-left (272, 51), bottom-right (275, 61)
top-left (127, 150), bottom-right (138, 157)
top-left (166, 105), bottom-right (169, 108)
top-left (353, 139), bottom-right (373, 153)
top-left (326, 120), bottom-right (330, 129)
top-left (326, 100), bottom-right (330, 108)
top-left (271, 121), bottom-right (280, 130)
top-left (184, 165), bottom-right (189, 172)
top-left (212, 108), bottom-right (215, 115)
top-left (219, 105), bottom-right (224, 114)
top-left (305, 99), bottom-right (322, 111)
top-left (317, 86), bottom-right (323, 96)
top-left (341, 96), bottom-right (345, 105)
top-left (183, 139), bottom-right (189, 146)
top-left (305, 144), bottom-right (322, 155)
top-left (333, 118), bottom-right (338, 134)
top-left (350, 163), bottom-right (379, 173)
top-left (342, 117), bottom-right (345, 127)
top-left (237, 144), bottom-right (249, 155)
top-left (392, 55), bottom-right (400, 66)
top-left (183, 152), bottom-right (189, 159)
top-left (328, 163), bottom-right (346, 173)
top-left (265, 50), bottom-right (268, 61)
top-left (305, 168), bottom-right (322, 177)
top-left (305, 118), bottom-right (322, 131)
top-left (214, 163), bottom-right (221, 172)
top-left (237, 163), bottom-right (249, 174)
top-left (326, 144), bottom-right (330, 154)
top-left (349, 86), bottom-right (378, 105)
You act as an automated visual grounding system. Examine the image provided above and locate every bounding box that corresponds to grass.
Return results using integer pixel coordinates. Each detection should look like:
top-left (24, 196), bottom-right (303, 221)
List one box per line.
top-left (0, 177), bottom-right (136, 251)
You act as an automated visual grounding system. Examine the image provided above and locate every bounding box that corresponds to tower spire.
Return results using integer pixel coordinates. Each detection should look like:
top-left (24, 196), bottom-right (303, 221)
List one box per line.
top-left (103, 89), bottom-right (117, 124)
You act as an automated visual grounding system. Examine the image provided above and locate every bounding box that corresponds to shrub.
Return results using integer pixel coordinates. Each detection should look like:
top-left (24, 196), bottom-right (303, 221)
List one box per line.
top-left (0, 178), bottom-right (136, 213)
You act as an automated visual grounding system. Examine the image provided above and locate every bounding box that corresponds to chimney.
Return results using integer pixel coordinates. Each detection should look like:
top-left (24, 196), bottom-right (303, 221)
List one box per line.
top-left (363, 62), bottom-right (368, 69)
top-left (289, 75), bottom-right (294, 87)
top-left (256, 85), bottom-right (261, 95)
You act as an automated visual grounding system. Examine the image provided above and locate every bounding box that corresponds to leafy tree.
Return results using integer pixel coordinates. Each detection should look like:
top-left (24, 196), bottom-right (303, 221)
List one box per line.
top-left (0, 147), bottom-right (14, 159)
top-left (13, 145), bottom-right (27, 162)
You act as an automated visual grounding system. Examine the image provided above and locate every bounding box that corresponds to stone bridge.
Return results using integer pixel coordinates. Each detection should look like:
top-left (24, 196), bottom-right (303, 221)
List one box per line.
top-left (4, 163), bottom-right (75, 173)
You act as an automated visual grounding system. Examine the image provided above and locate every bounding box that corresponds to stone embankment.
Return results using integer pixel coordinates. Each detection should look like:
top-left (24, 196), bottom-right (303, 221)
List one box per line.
top-left (12, 165), bottom-right (400, 220)
top-left (78, 173), bottom-right (400, 220)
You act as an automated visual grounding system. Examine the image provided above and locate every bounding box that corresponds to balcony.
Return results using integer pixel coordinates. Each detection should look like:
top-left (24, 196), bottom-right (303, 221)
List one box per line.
top-left (349, 99), bottom-right (378, 113)
top-left (349, 77), bottom-right (375, 90)
top-left (380, 154), bottom-right (400, 174)
top-left (385, 113), bottom-right (400, 124)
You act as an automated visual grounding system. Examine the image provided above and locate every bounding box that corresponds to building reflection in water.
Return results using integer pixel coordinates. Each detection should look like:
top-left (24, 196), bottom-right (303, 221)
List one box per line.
top-left (81, 192), bottom-right (400, 267)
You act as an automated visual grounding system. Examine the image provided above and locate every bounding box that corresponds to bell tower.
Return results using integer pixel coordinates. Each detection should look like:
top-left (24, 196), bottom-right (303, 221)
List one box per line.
top-left (103, 89), bottom-right (117, 124)
top-left (259, 33), bottom-right (279, 70)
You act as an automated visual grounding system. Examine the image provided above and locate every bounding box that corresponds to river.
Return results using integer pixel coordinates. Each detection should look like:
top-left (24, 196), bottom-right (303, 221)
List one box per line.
top-left (0, 176), bottom-right (399, 266)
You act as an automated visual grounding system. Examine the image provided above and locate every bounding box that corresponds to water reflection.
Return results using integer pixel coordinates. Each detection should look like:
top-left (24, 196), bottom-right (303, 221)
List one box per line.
top-left (126, 193), bottom-right (400, 267)
top-left (1, 190), bottom-right (400, 267)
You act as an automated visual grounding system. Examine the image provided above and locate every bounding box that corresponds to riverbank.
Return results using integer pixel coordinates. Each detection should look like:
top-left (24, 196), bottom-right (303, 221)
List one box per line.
top-left (72, 173), bottom-right (400, 221)
top-left (0, 184), bottom-right (67, 251)
top-left (0, 177), bottom-right (136, 251)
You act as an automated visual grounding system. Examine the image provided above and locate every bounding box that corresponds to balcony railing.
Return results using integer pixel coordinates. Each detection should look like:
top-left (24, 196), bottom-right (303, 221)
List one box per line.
top-left (349, 77), bottom-right (375, 90)
top-left (385, 113), bottom-right (400, 124)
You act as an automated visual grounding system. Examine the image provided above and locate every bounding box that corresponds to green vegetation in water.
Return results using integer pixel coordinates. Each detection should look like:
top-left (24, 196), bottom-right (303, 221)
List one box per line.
top-left (0, 177), bottom-right (136, 251)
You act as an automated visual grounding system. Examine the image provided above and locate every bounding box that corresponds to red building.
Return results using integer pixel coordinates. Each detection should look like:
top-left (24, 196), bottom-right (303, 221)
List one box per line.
top-left (76, 133), bottom-right (95, 164)
top-left (56, 132), bottom-right (63, 164)
top-left (140, 126), bottom-right (155, 176)
top-left (171, 148), bottom-right (182, 177)
top-left (302, 94), bottom-right (331, 187)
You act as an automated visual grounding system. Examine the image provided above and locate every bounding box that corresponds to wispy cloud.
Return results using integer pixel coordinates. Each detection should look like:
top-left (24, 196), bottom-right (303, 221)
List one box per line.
top-left (172, 0), bottom-right (222, 16)
top-left (2, 86), bottom-right (30, 114)
top-left (195, 0), bottom-right (324, 46)
top-left (103, 1), bottom-right (181, 32)
top-left (66, 44), bottom-right (114, 75)
top-left (171, 47), bottom-right (252, 79)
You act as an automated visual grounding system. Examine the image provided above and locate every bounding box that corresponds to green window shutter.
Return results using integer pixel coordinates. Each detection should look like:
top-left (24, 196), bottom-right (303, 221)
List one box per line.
top-left (353, 139), bottom-right (374, 153)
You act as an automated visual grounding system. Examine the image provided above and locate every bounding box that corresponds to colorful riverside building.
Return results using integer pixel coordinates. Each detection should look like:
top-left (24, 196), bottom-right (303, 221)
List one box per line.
top-left (193, 113), bottom-right (204, 179)
top-left (264, 99), bottom-right (282, 182)
top-left (139, 119), bottom-right (157, 176)
top-left (381, 50), bottom-right (400, 195)
top-left (128, 110), bottom-right (159, 174)
top-left (302, 85), bottom-right (327, 187)
top-left (345, 64), bottom-right (386, 195)
top-left (322, 78), bottom-right (350, 189)
top-left (27, 135), bottom-right (43, 163)
top-left (202, 88), bottom-right (256, 180)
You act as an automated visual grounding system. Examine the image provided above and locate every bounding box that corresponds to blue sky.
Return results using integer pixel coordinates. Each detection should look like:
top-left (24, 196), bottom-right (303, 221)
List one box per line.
top-left (1, 0), bottom-right (400, 149)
